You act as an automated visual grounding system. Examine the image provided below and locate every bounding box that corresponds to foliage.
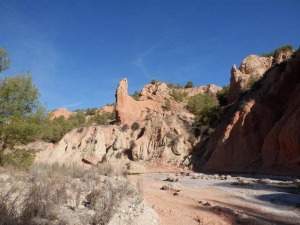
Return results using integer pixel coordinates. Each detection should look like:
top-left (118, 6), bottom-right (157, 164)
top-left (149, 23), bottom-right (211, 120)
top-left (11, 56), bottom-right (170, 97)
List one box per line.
top-left (163, 99), bottom-right (172, 111)
top-left (88, 111), bottom-right (114, 125)
top-left (247, 75), bottom-right (260, 89)
top-left (85, 107), bottom-right (98, 116)
top-left (0, 47), bottom-right (10, 72)
top-left (0, 74), bottom-right (44, 149)
top-left (261, 45), bottom-right (294, 57)
top-left (1, 148), bottom-right (36, 169)
top-left (187, 93), bottom-right (220, 127)
top-left (172, 89), bottom-right (188, 102)
top-left (217, 84), bottom-right (230, 106)
top-left (175, 83), bottom-right (183, 89)
top-left (151, 79), bottom-right (159, 84)
top-left (131, 91), bottom-right (140, 100)
top-left (167, 82), bottom-right (174, 88)
top-left (121, 124), bottom-right (129, 132)
top-left (0, 163), bottom-right (140, 225)
top-left (185, 81), bottom-right (194, 88)
top-left (131, 122), bottom-right (140, 131)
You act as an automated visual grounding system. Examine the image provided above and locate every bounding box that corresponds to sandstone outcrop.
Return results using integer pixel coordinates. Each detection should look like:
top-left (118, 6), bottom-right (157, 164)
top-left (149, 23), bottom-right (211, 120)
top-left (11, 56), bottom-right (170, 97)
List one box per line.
top-left (183, 84), bottom-right (221, 96)
top-left (35, 113), bottom-right (193, 167)
top-left (227, 55), bottom-right (273, 104)
top-left (99, 105), bottom-right (115, 114)
top-left (49, 107), bottom-right (74, 119)
top-left (115, 78), bottom-right (164, 125)
top-left (193, 50), bottom-right (300, 175)
top-left (115, 78), bottom-right (221, 125)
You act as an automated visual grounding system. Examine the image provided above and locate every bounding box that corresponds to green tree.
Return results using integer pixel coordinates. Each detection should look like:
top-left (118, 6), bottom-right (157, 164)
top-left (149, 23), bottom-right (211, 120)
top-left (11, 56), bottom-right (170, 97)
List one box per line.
top-left (185, 81), bottom-right (194, 88)
top-left (187, 93), bottom-right (220, 126)
top-left (0, 74), bottom-right (44, 149)
top-left (0, 47), bottom-right (10, 72)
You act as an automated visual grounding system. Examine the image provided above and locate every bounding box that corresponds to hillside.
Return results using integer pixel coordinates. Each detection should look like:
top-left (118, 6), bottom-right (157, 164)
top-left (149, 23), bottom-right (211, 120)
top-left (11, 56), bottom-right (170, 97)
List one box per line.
top-left (192, 49), bottom-right (300, 176)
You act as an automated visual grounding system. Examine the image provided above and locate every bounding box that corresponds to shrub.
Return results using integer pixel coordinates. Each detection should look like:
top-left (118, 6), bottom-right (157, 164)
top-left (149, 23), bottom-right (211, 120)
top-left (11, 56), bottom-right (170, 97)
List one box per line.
top-left (0, 163), bottom-right (142, 225)
top-left (187, 93), bottom-right (220, 127)
top-left (151, 79), bottom-right (159, 84)
top-left (261, 45), bottom-right (294, 57)
top-left (217, 84), bottom-right (230, 106)
top-left (184, 81), bottom-right (194, 88)
top-left (174, 83), bottom-right (183, 89)
top-left (131, 122), bottom-right (140, 131)
top-left (172, 90), bottom-right (188, 102)
top-left (1, 148), bottom-right (36, 169)
top-left (121, 124), bottom-right (129, 132)
top-left (131, 91), bottom-right (140, 100)
top-left (167, 82), bottom-right (174, 88)
top-left (247, 75), bottom-right (260, 89)
top-left (163, 99), bottom-right (172, 111)
top-left (85, 108), bottom-right (98, 116)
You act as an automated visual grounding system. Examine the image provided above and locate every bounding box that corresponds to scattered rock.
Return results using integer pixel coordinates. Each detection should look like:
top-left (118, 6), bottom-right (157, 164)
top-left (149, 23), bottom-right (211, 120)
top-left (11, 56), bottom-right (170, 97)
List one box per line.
top-left (161, 183), bottom-right (182, 192)
top-left (165, 175), bottom-right (179, 182)
top-left (127, 163), bottom-right (145, 175)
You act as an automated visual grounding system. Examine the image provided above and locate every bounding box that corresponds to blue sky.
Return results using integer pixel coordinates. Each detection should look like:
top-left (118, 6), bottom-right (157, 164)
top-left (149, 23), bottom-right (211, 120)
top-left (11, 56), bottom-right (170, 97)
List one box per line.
top-left (0, 0), bottom-right (299, 111)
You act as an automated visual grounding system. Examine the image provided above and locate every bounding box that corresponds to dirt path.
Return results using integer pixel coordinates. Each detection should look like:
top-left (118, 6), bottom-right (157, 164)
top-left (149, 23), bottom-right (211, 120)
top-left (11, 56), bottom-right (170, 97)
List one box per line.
top-left (129, 173), bottom-right (300, 225)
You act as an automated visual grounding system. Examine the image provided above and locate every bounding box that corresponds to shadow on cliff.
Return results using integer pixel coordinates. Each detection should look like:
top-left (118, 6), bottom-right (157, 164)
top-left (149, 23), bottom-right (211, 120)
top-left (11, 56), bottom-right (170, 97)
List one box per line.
top-left (189, 54), bottom-right (300, 175)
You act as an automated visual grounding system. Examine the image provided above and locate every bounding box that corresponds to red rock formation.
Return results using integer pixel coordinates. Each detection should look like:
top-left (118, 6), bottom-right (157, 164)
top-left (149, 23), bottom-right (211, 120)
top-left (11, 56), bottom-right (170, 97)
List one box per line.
top-left (98, 105), bottom-right (115, 114)
top-left (228, 55), bottom-right (273, 104)
top-left (181, 84), bottom-right (221, 96)
top-left (49, 107), bottom-right (74, 120)
top-left (194, 50), bottom-right (300, 176)
top-left (115, 78), bottom-right (163, 124)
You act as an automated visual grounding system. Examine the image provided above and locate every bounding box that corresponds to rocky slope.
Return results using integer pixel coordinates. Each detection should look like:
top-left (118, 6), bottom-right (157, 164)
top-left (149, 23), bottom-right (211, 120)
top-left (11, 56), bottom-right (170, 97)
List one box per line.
top-left (34, 113), bottom-right (194, 167)
top-left (193, 50), bottom-right (300, 175)
top-left (35, 79), bottom-right (221, 168)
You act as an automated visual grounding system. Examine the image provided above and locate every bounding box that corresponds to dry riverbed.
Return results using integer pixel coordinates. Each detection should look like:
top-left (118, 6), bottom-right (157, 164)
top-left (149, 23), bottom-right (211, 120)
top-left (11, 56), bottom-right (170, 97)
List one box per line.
top-left (129, 172), bottom-right (300, 225)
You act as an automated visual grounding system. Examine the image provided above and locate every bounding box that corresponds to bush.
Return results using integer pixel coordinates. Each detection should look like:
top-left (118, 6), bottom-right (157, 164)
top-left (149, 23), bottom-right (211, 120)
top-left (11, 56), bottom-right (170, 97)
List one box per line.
top-left (121, 124), bottom-right (129, 132)
top-left (131, 122), bottom-right (140, 131)
top-left (131, 91), bottom-right (140, 100)
top-left (163, 99), bottom-right (172, 111)
top-left (1, 148), bottom-right (36, 169)
top-left (184, 81), bottom-right (194, 88)
top-left (247, 75), bottom-right (260, 89)
top-left (174, 83), bottom-right (183, 89)
top-left (0, 162), bottom-right (140, 225)
top-left (167, 83), bottom-right (174, 88)
top-left (172, 90), bottom-right (188, 102)
top-left (85, 108), bottom-right (98, 116)
top-left (261, 45), bottom-right (294, 57)
top-left (151, 79), bottom-right (159, 84)
top-left (217, 85), bottom-right (230, 106)
top-left (187, 93), bottom-right (220, 127)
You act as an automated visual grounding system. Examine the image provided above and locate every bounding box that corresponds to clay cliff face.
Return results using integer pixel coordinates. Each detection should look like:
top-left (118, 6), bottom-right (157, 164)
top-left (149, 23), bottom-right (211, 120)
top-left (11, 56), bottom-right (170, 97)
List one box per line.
top-left (34, 113), bottom-right (193, 167)
top-left (193, 50), bottom-right (300, 175)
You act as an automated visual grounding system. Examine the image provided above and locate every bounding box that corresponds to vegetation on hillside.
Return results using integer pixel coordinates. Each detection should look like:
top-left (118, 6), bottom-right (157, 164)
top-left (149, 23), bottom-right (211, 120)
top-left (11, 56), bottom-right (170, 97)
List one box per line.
top-left (172, 89), bottom-right (188, 102)
top-left (131, 91), bottom-right (140, 100)
top-left (216, 85), bottom-right (230, 106)
top-left (261, 45), bottom-right (294, 57)
top-left (187, 93), bottom-right (221, 127)
top-left (0, 163), bottom-right (143, 225)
